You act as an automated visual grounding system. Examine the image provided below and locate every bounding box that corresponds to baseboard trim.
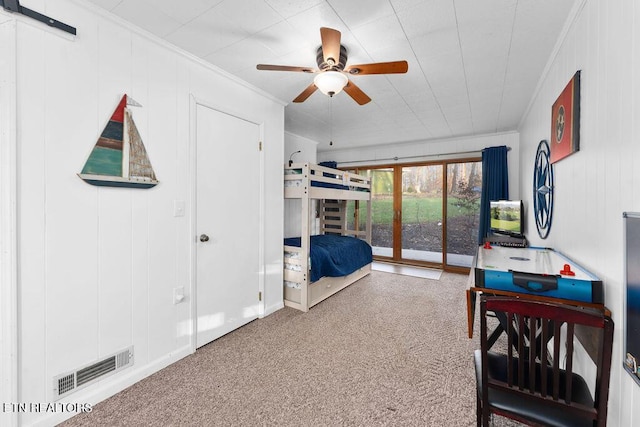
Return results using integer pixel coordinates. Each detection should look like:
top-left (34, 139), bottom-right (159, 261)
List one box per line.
top-left (263, 301), bottom-right (284, 317)
top-left (25, 345), bottom-right (193, 427)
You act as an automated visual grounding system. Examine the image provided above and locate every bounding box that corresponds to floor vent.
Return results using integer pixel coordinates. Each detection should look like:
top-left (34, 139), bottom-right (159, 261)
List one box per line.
top-left (53, 346), bottom-right (133, 400)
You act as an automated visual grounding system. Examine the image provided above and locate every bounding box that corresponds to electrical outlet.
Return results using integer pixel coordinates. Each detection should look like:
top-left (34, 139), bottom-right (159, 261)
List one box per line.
top-left (173, 287), bottom-right (185, 304)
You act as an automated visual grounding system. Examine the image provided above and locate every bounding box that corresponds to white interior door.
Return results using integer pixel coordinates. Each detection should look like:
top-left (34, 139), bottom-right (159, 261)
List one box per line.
top-left (196, 104), bottom-right (261, 348)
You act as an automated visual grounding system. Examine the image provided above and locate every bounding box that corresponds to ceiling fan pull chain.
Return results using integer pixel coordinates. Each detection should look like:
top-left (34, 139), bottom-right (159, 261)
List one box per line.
top-left (329, 97), bottom-right (333, 146)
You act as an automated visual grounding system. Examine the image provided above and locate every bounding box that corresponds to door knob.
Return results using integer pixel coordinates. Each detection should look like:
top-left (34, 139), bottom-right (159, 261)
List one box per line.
top-left (199, 234), bottom-right (210, 242)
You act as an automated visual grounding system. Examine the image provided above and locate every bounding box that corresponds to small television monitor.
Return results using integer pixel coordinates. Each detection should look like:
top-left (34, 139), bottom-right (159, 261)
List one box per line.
top-left (490, 200), bottom-right (524, 236)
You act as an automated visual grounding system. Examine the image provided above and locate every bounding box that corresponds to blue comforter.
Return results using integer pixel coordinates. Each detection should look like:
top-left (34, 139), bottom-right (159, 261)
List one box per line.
top-left (284, 235), bottom-right (373, 282)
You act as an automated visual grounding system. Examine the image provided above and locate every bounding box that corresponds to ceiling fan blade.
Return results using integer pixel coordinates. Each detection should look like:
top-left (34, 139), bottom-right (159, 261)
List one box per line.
top-left (257, 64), bottom-right (316, 73)
top-left (320, 27), bottom-right (341, 66)
top-left (343, 79), bottom-right (371, 105)
top-left (292, 83), bottom-right (318, 103)
top-left (345, 61), bottom-right (409, 75)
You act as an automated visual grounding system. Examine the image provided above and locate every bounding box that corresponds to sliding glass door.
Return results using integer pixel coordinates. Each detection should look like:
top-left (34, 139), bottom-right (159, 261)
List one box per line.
top-left (360, 168), bottom-right (394, 258)
top-left (357, 158), bottom-right (481, 270)
top-left (401, 165), bottom-right (443, 263)
top-left (445, 161), bottom-right (482, 268)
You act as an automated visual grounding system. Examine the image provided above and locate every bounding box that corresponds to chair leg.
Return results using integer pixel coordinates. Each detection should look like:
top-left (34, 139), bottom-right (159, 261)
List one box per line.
top-left (482, 409), bottom-right (490, 427)
top-left (476, 390), bottom-right (481, 427)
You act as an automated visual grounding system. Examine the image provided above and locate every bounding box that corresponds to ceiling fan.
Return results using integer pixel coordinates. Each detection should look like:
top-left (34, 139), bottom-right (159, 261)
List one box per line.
top-left (256, 27), bottom-right (408, 105)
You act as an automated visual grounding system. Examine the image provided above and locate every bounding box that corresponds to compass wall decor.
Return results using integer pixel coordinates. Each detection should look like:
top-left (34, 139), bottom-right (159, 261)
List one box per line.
top-left (550, 71), bottom-right (581, 163)
top-left (533, 140), bottom-right (554, 239)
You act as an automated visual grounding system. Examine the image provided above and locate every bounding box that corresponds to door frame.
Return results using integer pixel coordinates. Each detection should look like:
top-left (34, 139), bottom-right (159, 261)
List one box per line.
top-left (353, 156), bottom-right (481, 272)
top-left (188, 95), bottom-right (266, 352)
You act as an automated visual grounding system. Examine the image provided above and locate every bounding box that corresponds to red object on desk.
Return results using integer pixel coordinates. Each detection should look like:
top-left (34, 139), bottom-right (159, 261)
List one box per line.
top-left (560, 263), bottom-right (575, 276)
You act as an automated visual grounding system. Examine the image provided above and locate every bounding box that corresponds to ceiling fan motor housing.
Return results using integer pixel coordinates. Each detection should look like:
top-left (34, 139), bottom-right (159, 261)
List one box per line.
top-left (316, 45), bottom-right (348, 71)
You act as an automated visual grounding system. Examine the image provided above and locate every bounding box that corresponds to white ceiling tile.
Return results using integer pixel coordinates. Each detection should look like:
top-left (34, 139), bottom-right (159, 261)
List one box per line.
top-left (254, 21), bottom-right (311, 57)
top-left (285, 3), bottom-right (344, 40)
top-left (390, 0), bottom-right (431, 13)
top-left (453, 0), bottom-right (517, 26)
top-left (165, 8), bottom-right (251, 57)
top-left (83, 0), bottom-right (576, 150)
top-left (363, 40), bottom-right (414, 68)
top-left (215, 0), bottom-right (284, 34)
top-left (145, 0), bottom-right (224, 25)
top-left (397, 0), bottom-right (456, 40)
top-left (327, 0), bottom-right (396, 29)
top-left (111, 0), bottom-right (183, 37)
top-left (411, 27), bottom-right (460, 59)
top-left (464, 55), bottom-right (508, 90)
top-left (472, 109), bottom-right (501, 133)
top-left (458, 23), bottom-right (512, 59)
top-left (351, 14), bottom-right (406, 56)
top-left (402, 90), bottom-right (441, 112)
top-left (205, 38), bottom-right (277, 74)
top-left (419, 51), bottom-right (466, 86)
top-left (514, 0), bottom-right (574, 34)
top-left (265, 0), bottom-right (326, 19)
top-left (424, 119), bottom-right (452, 138)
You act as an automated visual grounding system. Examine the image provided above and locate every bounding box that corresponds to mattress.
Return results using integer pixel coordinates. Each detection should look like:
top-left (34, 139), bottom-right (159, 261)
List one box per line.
top-left (284, 234), bottom-right (373, 282)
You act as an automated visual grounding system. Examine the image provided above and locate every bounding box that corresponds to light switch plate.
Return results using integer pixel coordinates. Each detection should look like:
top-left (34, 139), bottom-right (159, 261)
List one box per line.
top-left (173, 286), bottom-right (185, 304)
top-left (173, 200), bottom-right (185, 217)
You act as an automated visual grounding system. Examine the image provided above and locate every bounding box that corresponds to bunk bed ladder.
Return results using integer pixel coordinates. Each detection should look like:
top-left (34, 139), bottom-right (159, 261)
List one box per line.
top-left (320, 199), bottom-right (347, 235)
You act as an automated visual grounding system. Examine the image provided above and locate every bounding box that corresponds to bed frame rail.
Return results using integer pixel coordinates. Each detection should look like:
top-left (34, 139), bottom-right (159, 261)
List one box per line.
top-left (319, 199), bottom-right (369, 239)
top-left (284, 163), bottom-right (371, 200)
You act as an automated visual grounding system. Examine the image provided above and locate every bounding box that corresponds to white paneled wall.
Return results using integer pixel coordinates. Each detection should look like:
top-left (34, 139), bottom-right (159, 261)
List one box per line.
top-left (284, 131), bottom-right (318, 165)
top-left (3, 1), bottom-right (284, 425)
top-left (0, 17), bottom-right (19, 427)
top-left (284, 132), bottom-right (318, 238)
top-left (518, 0), bottom-right (639, 425)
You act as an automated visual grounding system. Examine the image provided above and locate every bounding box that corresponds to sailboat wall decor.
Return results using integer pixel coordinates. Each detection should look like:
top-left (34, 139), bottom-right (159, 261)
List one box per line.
top-left (78, 94), bottom-right (158, 189)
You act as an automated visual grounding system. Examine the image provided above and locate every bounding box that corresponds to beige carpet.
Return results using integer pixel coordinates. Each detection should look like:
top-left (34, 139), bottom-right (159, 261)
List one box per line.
top-left (60, 271), bottom-right (517, 426)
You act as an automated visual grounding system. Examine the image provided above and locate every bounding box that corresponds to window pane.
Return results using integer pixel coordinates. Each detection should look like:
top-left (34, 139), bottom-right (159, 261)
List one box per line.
top-left (401, 165), bottom-right (443, 263)
top-left (445, 161), bottom-right (482, 267)
top-left (360, 168), bottom-right (394, 258)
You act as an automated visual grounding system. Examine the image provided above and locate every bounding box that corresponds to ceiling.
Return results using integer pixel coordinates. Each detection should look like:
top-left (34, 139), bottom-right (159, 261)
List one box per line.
top-left (84, 0), bottom-right (576, 151)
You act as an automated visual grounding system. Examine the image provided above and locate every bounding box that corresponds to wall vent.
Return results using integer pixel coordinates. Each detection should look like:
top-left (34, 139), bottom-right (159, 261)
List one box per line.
top-left (53, 346), bottom-right (133, 400)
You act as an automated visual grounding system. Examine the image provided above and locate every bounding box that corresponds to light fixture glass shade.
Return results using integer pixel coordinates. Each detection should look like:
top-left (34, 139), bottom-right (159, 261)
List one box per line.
top-left (314, 71), bottom-right (348, 96)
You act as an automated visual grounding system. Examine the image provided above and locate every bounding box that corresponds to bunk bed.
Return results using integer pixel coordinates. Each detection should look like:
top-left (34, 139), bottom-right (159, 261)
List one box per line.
top-left (284, 162), bottom-right (373, 312)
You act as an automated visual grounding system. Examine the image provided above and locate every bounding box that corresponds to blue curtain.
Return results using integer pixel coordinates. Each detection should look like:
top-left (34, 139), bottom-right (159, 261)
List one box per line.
top-left (478, 146), bottom-right (509, 244)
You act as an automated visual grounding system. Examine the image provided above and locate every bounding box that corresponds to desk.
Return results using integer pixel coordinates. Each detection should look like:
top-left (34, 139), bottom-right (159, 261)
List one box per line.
top-left (467, 245), bottom-right (606, 339)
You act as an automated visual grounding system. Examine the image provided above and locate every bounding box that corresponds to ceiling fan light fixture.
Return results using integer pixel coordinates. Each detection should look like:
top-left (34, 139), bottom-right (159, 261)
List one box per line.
top-left (314, 71), bottom-right (348, 96)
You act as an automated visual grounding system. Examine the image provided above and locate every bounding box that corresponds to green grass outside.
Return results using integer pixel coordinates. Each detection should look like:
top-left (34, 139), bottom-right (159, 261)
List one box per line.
top-left (352, 195), bottom-right (479, 224)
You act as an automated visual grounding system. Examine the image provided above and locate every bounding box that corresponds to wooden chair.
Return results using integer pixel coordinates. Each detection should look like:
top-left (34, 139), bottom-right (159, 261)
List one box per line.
top-left (474, 295), bottom-right (614, 427)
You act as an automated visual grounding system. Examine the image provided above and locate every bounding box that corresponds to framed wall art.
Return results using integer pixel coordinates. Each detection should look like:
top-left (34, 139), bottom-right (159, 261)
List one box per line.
top-left (78, 94), bottom-right (158, 189)
top-left (624, 212), bottom-right (640, 386)
top-left (550, 70), bottom-right (581, 164)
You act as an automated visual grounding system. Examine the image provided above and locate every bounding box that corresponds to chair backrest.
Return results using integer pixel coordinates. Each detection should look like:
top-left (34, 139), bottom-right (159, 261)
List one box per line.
top-left (479, 295), bottom-right (614, 426)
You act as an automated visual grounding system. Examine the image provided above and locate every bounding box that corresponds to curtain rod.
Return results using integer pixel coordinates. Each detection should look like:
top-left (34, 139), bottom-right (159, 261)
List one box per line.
top-left (335, 146), bottom-right (511, 166)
